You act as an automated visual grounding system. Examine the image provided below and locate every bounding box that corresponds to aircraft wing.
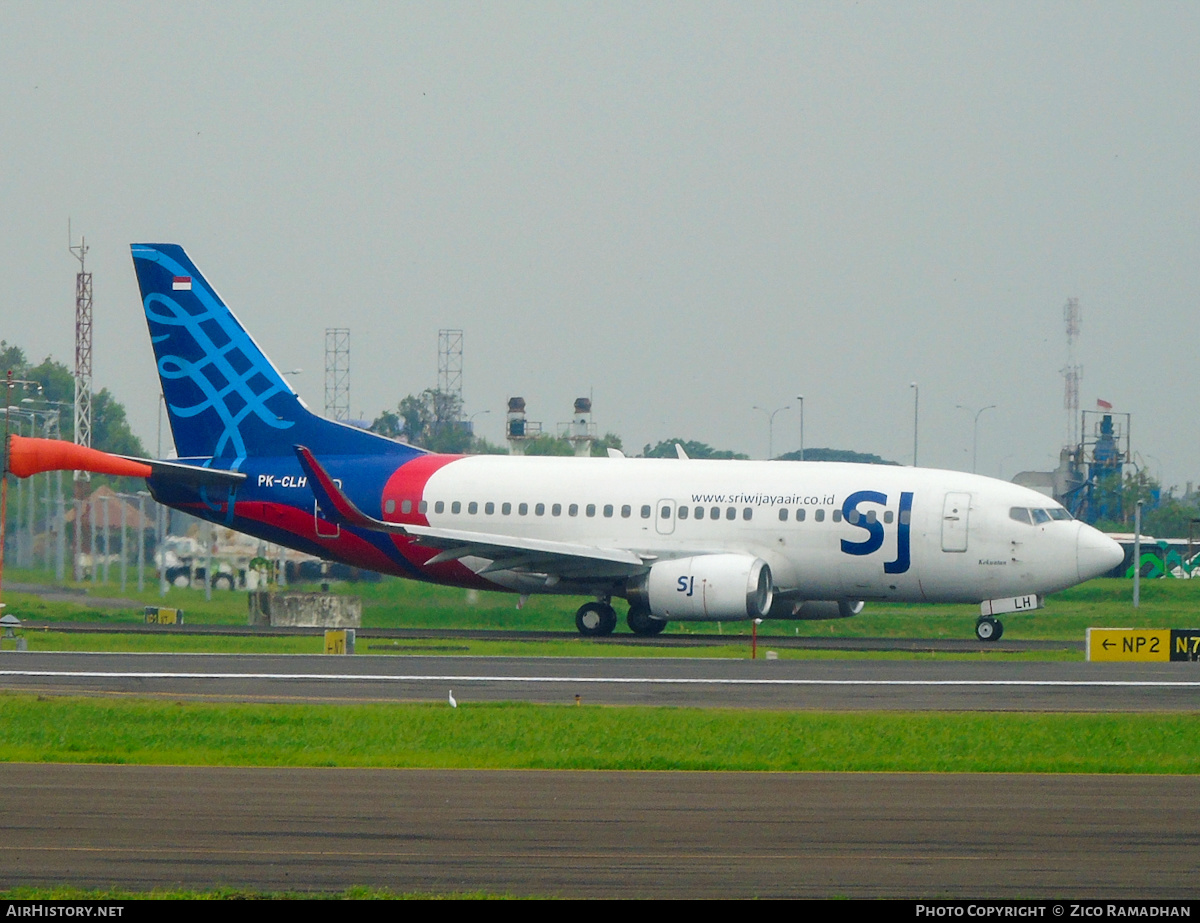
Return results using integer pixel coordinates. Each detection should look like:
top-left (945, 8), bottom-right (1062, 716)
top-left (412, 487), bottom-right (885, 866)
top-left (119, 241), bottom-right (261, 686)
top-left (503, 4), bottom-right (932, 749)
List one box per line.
top-left (294, 445), bottom-right (648, 578)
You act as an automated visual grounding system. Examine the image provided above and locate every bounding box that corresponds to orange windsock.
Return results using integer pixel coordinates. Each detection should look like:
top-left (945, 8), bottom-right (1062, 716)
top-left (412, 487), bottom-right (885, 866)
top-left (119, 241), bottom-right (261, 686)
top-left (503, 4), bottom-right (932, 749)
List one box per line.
top-left (5, 435), bottom-right (153, 480)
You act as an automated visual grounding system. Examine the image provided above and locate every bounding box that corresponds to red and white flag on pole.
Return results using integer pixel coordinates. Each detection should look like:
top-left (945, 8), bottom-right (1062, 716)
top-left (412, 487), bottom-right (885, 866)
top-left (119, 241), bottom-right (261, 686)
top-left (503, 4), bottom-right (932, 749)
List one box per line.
top-left (1097, 398), bottom-right (1113, 410)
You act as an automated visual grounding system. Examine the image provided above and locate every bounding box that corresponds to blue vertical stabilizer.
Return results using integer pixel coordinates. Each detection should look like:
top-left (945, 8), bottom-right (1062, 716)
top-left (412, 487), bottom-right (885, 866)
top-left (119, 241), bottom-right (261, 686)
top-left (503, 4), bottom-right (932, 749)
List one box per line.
top-left (131, 243), bottom-right (416, 466)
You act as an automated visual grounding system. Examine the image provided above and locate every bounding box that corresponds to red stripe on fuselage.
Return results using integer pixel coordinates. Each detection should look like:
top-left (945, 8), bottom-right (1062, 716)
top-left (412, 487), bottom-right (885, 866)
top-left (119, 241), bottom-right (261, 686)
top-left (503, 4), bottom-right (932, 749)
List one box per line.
top-left (381, 454), bottom-right (495, 588)
top-left (234, 500), bottom-right (403, 576)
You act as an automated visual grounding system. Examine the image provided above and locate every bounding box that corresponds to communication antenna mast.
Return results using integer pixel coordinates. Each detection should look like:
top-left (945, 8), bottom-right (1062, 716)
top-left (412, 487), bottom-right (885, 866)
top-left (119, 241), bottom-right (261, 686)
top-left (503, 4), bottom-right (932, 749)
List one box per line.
top-left (68, 225), bottom-right (93, 457)
top-left (438, 328), bottom-right (464, 419)
top-left (68, 223), bottom-right (93, 583)
top-left (324, 327), bottom-right (350, 421)
top-left (1061, 297), bottom-right (1081, 447)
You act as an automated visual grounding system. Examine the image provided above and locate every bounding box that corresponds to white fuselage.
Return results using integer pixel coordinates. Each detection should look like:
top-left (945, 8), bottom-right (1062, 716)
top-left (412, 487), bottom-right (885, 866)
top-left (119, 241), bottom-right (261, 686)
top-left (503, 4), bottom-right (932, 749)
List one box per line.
top-left (404, 456), bottom-right (1120, 605)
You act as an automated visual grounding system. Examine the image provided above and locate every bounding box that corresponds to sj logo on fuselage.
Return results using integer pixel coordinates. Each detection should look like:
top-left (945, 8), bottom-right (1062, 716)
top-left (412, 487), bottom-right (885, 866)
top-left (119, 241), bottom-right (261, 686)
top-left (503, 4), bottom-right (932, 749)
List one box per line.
top-left (839, 490), bottom-right (913, 575)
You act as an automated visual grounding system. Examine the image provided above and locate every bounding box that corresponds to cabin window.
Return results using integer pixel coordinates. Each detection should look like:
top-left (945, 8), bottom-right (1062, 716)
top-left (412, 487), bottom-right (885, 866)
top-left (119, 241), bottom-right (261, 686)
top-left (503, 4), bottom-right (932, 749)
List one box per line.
top-left (779, 508), bottom-right (788, 522)
top-left (468, 501), bottom-right (478, 515)
top-left (678, 506), bottom-right (688, 520)
top-left (1032, 508), bottom-right (1051, 525)
top-left (641, 505), bottom-right (652, 519)
top-left (502, 502), bottom-right (511, 515)
top-left (694, 506), bottom-right (704, 520)
top-left (552, 503), bottom-right (562, 517)
top-left (400, 500), bottom-right (412, 515)
top-left (484, 502), bottom-right (494, 515)
top-left (586, 504), bottom-right (596, 517)
top-left (743, 507), bottom-right (752, 521)
top-left (568, 503), bottom-right (578, 517)
top-left (434, 500), bottom-right (445, 514)
top-left (535, 503), bottom-right (545, 516)
top-left (518, 502), bottom-right (528, 516)
top-left (660, 505), bottom-right (671, 519)
top-left (867, 510), bottom-right (877, 524)
top-left (710, 506), bottom-right (720, 520)
top-left (603, 504), bottom-right (614, 518)
top-left (796, 508), bottom-right (806, 522)
top-left (815, 509), bottom-right (825, 522)
top-left (451, 501), bottom-right (462, 514)
top-left (846, 509), bottom-right (859, 524)
top-left (883, 510), bottom-right (893, 524)
top-left (621, 505), bottom-right (632, 518)
top-left (832, 509), bottom-right (843, 523)
top-left (384, 499), bottom-right (396, 514)
top-left (725, 507), bottom-right (736, 521)
top-left (899, 509), bottom-right (911, 525)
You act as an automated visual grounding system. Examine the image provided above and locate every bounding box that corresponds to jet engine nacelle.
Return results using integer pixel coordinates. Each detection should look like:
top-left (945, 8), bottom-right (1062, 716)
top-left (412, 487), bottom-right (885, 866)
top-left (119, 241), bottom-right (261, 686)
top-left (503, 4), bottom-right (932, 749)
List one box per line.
top-left (767, 599), bottom-right (865, 620)
top-left (627, 554), bottom-right (774, 621)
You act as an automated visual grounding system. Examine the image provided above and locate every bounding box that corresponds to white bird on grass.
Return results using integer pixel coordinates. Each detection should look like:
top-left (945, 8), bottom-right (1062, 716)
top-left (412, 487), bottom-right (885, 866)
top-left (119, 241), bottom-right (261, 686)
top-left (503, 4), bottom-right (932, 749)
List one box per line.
top-left (448, 689), bottom-right (457, 708)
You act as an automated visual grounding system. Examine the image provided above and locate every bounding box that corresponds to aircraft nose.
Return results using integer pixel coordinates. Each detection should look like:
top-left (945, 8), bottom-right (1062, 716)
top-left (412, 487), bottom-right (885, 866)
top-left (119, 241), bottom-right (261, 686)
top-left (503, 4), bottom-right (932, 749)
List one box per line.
top-left (1077, 524), bottom-right (1124, 581)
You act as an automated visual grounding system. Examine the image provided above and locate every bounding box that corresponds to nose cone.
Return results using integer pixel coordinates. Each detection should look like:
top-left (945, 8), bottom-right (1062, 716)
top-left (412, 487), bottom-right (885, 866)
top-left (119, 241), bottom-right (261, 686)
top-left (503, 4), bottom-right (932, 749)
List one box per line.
top-left (1077, 524), bottom-right (1124, 581)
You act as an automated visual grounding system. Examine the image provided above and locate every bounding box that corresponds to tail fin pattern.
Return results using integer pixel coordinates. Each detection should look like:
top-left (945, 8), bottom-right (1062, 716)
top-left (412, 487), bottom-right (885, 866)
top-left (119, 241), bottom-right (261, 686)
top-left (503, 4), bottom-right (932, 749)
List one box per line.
top-left (132, 244), bottom-right (410, 465)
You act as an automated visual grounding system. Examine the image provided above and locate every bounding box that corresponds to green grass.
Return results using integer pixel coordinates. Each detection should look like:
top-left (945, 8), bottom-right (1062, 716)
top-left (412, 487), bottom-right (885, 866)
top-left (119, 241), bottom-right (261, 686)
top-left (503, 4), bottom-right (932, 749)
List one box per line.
top-left (4, 628), bottom-right (1081, 659)
top-left (1, 693), bottom-right (1196, 773)
top-left (6, 568), bottom-right (1191, 638)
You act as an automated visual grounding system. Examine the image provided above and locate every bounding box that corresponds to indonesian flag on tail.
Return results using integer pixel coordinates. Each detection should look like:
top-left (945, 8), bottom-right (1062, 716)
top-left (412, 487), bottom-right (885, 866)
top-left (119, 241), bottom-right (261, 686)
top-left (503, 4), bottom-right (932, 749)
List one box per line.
top-left (172, 276), bottom-right (192, 291)
top-left (1097, 398), bottom-right (1113, 410)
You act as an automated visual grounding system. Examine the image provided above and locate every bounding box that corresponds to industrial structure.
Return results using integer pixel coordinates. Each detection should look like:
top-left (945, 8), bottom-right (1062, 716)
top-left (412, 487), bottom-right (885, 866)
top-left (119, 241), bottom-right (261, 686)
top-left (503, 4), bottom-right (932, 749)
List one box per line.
top-left (504, 397), bottom-right (541, 456)
top-left (69, 228), bottom-right (93, 581)
top-left (1013, 298), bottom-right (1137, 523)
top-left (560, 398), bottom-right (596, 457)
top-left (324, 328), bottom-right (350, 422)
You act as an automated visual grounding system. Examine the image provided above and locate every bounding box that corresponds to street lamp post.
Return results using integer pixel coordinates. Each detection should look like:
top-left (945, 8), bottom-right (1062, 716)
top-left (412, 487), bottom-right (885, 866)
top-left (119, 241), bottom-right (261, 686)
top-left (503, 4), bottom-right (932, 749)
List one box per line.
top-left (796, 395), bottom-right (805, 461)
top-left (752, 405), bottom-right (790, 460)
top-left (956, 404), bottom-right (997, 474)
top-left (910, 383), bottom-right (919, 466)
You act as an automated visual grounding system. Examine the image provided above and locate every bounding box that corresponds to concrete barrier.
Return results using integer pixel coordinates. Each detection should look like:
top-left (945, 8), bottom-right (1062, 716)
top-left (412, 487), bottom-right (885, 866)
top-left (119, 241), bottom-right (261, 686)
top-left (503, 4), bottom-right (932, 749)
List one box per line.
top-left (248, 592), bottom-right (362, 628)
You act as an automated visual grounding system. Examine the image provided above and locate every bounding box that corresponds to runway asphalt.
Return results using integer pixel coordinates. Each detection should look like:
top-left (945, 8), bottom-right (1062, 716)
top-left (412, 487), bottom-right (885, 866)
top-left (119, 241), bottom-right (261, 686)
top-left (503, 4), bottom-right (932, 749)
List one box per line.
top-left (2, 650), bottom-right (1199, 710)
top-left (2, 650), bottom-right (1196, 898)
top-left (1, 764), bottom-right (1196, 899)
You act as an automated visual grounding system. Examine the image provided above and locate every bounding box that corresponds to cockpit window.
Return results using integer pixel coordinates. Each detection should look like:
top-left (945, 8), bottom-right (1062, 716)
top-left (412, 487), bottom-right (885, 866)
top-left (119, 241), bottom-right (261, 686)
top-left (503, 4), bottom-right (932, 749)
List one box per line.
top-left (1012, 506), bottom-right (1073, 525)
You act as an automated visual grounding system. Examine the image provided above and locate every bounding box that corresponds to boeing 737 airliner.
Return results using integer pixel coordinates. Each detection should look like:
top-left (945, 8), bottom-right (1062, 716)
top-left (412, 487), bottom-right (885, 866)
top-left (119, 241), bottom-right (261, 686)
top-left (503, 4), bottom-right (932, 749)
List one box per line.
top-left (7, 244), bottom-right (1124, 640)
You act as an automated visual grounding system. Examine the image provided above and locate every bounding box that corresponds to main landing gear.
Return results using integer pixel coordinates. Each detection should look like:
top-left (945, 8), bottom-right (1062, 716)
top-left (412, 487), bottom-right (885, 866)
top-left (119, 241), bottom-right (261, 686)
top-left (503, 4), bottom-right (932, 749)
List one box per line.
top-left (575, 601), bottom-right (618, 636)
top-left (975, 617), bottom-right (1004, 642)
top-left (626, 605), bottom-right (668, 636)
top-left (574, 600), bottom-right (670, 637)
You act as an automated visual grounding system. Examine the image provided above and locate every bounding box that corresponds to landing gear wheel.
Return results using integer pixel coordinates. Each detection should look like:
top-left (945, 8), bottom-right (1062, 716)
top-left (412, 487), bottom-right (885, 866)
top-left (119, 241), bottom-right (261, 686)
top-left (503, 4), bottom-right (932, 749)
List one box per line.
top-left (576, 602), bottom-right (617, 637)
top-left (975, 617), bottom-right (1003, 642)
top-left (627, 606), bottom-right (668, 636)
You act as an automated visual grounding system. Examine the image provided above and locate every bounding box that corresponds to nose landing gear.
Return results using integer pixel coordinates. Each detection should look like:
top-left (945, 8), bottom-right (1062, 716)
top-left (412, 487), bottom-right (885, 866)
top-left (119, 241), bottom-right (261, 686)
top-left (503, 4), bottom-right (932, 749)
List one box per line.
top-left (975, 617), bottom-right (1004, 642)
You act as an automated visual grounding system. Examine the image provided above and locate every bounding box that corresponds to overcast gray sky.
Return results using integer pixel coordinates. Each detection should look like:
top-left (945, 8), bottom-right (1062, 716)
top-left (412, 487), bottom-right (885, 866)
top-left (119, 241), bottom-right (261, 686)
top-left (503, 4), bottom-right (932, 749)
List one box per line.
top-left (2, 2), bottom-right (1197, 485)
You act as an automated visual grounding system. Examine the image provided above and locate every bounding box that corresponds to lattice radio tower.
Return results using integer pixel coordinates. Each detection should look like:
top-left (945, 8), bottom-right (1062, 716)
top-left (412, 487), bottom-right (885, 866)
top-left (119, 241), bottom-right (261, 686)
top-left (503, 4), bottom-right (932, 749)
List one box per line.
top-left (324, 328), bottom-right (350, 421)
top-left (69, 228), bottom-right (93, 459)
top-left (438, 328), bottom-right (464, 419)
top-left (1061, 297), bottom-right (1082, 448)
top-left (68, 226), bottom-right (93, 583)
